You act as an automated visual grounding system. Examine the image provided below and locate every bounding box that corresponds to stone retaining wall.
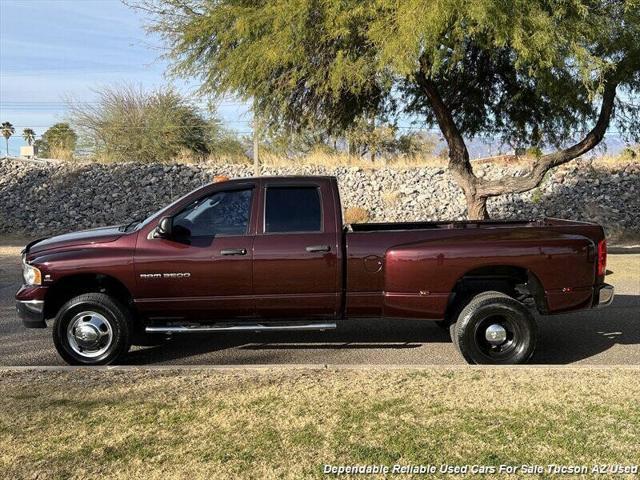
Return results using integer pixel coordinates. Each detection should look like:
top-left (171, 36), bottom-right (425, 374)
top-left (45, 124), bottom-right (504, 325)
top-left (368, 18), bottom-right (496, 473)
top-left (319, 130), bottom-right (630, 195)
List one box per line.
top-left (1, 158), bottom-right (638, 239)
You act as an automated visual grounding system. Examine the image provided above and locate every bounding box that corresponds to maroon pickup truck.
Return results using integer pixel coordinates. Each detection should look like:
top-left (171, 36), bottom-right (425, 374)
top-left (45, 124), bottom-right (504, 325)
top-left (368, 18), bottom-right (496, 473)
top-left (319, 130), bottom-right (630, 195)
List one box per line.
top-left (16, 175), bottom-right (613, 365)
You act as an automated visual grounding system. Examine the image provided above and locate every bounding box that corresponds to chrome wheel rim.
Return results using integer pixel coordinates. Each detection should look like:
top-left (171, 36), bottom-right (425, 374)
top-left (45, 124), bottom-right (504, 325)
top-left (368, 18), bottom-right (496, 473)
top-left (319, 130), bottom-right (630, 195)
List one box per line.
top-left (474, 314), bottom-right (521, 360)
top-left (485, 323), bottom-right (508, 346)
top-left (66, 311), bottom-right (113, 358)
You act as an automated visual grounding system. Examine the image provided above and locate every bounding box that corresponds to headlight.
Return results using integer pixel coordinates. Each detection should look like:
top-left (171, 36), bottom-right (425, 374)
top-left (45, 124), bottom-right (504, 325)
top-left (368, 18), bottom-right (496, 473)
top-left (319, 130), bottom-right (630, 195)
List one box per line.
top-left (23, 264), bottom-right (42, 286)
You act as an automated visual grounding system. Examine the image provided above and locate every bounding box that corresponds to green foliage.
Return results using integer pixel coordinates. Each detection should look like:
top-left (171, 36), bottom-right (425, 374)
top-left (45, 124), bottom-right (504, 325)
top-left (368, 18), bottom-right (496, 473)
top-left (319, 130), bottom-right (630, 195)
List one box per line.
top-left (1, 122), bottom-right (14, 140)
top-left (34, 123), bottom-right (78, 159)
top-left (531, 189), bottom-right (543, 205)
top-left (43, 123), bottom-right (77, 151)
top-left (395, 131), bottom-right (438, 159)
top-left (70, 85), bottom-right (222, 163)
top-left (260, 117), bottom-right (437, 161)
top-left (32, 139), bottom-right (47, 157)
top-left (620, 145), bottom-right (638, 160)
top-left (22, 128), bottom-right (36, 146)
top-left (1, 121), bottom-right (14, 157)
top-left (260, 126), bottom-right (336, 157)
top-left (525, 146), bottom-right (544, 158)
top-left (207, 123), bottom-right (248, 159)
top-left (345, 117), bottom-right (396, 161)
top-left (136, 0), bottom-right (640, 148)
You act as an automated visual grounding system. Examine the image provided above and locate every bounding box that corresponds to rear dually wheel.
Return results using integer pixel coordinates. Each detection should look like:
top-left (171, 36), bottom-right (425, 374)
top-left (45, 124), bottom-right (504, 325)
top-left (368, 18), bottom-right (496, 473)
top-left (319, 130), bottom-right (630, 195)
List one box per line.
top-left (451, 291), bottom-right (537, 365)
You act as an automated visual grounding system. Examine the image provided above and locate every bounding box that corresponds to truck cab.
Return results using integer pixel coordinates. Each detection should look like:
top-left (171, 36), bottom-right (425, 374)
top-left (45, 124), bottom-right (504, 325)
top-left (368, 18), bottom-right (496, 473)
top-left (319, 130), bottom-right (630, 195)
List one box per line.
top-left (132, 176), bottom-right (343, 321)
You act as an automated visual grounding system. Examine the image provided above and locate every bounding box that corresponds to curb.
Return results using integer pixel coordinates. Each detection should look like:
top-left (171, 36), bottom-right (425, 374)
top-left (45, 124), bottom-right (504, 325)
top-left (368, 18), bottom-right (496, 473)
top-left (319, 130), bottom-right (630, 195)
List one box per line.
top-left (1, 364), bottom-right (639, 372)
top-left (609, 245), bottom-right (640, 254)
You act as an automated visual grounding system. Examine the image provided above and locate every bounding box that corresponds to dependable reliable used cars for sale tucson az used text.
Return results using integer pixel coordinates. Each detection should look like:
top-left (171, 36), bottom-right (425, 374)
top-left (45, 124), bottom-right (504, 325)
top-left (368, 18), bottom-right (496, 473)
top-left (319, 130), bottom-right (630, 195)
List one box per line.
top-left (16, 176), bottom-right (614, 365)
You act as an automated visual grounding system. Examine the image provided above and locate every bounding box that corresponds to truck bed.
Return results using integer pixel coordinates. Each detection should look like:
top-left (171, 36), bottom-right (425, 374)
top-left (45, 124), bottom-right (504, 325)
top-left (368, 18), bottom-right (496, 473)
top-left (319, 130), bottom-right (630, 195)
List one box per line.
top-left (344, 217), bottom-right (605, 319)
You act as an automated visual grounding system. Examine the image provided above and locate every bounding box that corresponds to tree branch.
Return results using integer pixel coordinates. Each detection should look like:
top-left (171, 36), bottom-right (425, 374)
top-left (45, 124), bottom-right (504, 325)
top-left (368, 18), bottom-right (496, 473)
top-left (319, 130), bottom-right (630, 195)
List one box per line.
top-left (477, 80), bottom-right (619, 197)
top-left (415, 68), bottom-right (477, 195)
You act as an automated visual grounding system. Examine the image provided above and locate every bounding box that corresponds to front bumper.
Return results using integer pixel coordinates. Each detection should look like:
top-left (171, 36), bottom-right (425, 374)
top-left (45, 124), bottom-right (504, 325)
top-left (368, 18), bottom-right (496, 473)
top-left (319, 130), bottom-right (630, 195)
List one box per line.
top-left (595, 283), bottom-right (615, 308)
top-left (16, 284), bottom-right (48, 328)
top-left (16, 300), bottom-right (46, 328)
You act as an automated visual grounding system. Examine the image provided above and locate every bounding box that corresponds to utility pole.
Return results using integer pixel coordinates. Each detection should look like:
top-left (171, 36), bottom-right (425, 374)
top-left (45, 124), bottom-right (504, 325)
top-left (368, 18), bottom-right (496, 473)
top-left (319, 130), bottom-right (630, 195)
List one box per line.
top-left (253, 99), bottom-right (260, 176)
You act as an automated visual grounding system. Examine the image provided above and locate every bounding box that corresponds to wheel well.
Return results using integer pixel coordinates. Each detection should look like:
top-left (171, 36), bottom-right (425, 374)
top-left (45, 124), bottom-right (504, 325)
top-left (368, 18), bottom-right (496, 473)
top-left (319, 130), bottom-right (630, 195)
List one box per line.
top-left (445, 265), bottom-right (547, 321)
top-left (43, 274), bottom-right (134, 320)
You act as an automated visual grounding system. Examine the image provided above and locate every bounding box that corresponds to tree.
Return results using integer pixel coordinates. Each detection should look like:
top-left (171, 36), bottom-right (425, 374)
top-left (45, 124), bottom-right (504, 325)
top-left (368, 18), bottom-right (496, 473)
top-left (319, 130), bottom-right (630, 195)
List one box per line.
top-left (1, 122), bottom-right (15, 157)
top-left (40, 123), bottom-right (78, 160)
top-left (22, 128), bottom-right (36, 146)
top-left (69, 85), bottom-right (217, 162)
top-left (345, 116), bottom-right (397, 162)
top-left (136, 1), bottom-right (640, 218)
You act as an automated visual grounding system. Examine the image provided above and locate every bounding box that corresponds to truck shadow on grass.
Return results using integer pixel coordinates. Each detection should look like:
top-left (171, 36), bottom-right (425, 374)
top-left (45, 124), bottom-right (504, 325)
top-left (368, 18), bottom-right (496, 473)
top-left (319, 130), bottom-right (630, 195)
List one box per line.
top-left (124, 294), bottom-right (639, 365)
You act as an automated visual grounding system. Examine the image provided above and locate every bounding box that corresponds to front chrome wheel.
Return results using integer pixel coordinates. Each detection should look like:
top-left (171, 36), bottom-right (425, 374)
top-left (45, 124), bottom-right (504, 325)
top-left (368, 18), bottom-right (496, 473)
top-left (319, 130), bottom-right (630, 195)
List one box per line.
top-left (53, 293), bottom-right (131, 365)
top-left (66, 311), bottom-right (114, 358)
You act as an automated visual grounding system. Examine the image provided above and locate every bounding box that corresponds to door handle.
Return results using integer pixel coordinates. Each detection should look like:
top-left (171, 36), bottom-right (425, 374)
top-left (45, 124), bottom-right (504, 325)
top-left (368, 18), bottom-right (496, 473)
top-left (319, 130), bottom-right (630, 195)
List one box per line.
top-left (305, 245), bottom-right (331, 253)
top-left (220, 248), bottom-right (247, 256)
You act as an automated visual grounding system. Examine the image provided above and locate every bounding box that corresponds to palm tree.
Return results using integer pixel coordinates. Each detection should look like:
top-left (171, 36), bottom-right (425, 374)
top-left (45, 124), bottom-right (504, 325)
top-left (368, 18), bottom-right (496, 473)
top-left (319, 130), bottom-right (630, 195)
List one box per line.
top-left (1, 122), bottom-right (15, 157)
top-left (23, 128), bottom-right (36, 146)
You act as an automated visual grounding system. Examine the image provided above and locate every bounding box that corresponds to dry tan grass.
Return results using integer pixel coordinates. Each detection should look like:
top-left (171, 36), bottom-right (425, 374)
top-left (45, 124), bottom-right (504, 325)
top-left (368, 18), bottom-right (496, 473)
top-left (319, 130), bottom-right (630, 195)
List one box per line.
top-left (0, 368), bottom-right (638, 479)
top-left (260, 151), bottom-right (447, 169)
top-left (48, 146), bottom-right (74, 161)
top-left (592, 153), bottom-right (639, 170)
top-left (223, 150), bottom-right (636, 171)
top-left (73, 147), bottom-right (640, 171)
top-left (344, 206), bottom-right (371, 223)
top-left (382, 190), bottom-right (402, 207)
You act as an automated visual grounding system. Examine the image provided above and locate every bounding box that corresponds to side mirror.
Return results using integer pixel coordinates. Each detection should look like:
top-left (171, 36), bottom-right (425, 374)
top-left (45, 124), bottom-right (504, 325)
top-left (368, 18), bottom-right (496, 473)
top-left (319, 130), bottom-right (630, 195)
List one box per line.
top-left (156, 216), bottom-right (173, 238)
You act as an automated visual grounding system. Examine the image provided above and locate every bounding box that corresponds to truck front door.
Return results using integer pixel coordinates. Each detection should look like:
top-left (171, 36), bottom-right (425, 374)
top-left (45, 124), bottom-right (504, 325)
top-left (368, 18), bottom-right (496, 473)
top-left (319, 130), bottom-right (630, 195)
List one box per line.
top-left (252, 180), bottom-right (340, 318)
top-left (133, 185), bottom-right (256, 321)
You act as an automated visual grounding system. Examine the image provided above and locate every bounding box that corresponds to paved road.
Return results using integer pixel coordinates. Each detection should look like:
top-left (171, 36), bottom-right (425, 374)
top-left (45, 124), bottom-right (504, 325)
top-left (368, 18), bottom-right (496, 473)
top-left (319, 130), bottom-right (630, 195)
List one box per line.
top-left (1, 239), bottom-right (638, 365)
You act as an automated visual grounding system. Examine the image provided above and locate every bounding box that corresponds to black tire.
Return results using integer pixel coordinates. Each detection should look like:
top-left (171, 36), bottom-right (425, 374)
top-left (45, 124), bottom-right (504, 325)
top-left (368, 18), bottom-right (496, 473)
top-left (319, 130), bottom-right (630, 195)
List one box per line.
top-left (53, 293), bottom-right (132, 365)
top-left (452, 291), bottom-right (537, 365)
top-left (441, 290), bottom-right (495, 334)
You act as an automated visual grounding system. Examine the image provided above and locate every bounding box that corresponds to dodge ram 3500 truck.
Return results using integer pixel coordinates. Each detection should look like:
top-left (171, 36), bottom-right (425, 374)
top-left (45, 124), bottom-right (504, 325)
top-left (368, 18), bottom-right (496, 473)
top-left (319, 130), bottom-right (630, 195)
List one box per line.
top-left (16, 176), bottom-right (614, 365)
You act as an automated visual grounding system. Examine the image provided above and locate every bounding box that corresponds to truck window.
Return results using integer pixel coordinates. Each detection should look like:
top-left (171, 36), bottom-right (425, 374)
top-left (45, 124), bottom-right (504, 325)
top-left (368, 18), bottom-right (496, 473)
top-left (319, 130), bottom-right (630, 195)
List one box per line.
top-left (173, 189), bottom-right (252, 237)
top-left (265, 187), bottom-right (322, 233)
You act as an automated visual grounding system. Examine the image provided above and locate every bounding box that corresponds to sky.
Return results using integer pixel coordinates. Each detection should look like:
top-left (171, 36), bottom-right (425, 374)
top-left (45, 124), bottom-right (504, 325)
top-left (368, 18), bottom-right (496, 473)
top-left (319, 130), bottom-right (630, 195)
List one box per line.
top-left (0, 0), bottom-right (251, 155)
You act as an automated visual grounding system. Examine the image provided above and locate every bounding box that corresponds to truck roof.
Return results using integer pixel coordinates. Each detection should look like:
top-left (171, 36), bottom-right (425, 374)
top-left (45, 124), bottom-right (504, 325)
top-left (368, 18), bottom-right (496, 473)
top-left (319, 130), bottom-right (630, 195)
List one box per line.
top-left (216, 175), bottom-right (336, 184)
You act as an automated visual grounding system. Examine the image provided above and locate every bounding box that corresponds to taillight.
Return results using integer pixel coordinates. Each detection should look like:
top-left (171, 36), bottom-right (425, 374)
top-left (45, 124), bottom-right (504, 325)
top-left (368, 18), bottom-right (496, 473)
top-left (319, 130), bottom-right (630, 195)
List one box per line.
top-left (597, 240), bottom-right (607, 277)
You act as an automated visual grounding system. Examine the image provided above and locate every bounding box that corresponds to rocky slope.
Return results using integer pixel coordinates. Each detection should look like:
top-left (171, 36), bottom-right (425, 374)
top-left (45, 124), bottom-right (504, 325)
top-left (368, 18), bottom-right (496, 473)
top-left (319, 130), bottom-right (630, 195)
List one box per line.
top-left (1, 158), bottom-right (637, 239)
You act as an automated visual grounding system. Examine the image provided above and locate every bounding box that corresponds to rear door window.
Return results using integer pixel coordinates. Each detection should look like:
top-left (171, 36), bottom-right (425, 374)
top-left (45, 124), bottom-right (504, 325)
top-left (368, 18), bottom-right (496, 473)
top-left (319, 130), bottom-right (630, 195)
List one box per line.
top-left (265, 187), bottom-right (322, 233)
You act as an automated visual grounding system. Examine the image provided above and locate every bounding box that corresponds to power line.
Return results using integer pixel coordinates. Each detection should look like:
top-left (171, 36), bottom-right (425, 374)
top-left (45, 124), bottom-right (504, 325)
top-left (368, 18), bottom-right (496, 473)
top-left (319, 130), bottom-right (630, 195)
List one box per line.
top-left (0, 101), bottom-right (250, 106)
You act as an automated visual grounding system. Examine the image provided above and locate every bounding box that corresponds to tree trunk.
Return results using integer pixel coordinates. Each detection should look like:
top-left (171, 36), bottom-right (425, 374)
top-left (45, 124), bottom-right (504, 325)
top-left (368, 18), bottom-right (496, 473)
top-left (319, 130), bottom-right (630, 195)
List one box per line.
top-left (416, 63), bottom-right (619, 220)
top-left (466, 195), bottom-right (488, 220)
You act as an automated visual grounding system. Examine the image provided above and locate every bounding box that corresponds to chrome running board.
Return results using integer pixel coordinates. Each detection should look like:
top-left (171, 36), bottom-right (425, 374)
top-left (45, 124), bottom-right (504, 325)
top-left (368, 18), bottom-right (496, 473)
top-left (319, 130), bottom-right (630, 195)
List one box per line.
top-left (146, 322), bottom-right (337, 333)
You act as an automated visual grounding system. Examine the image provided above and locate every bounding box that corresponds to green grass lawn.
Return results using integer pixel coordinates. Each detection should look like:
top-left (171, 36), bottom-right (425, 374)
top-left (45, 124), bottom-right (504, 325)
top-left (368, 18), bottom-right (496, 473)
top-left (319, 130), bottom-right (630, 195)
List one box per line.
top-left (1, 368), bottom-right (638, 479)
